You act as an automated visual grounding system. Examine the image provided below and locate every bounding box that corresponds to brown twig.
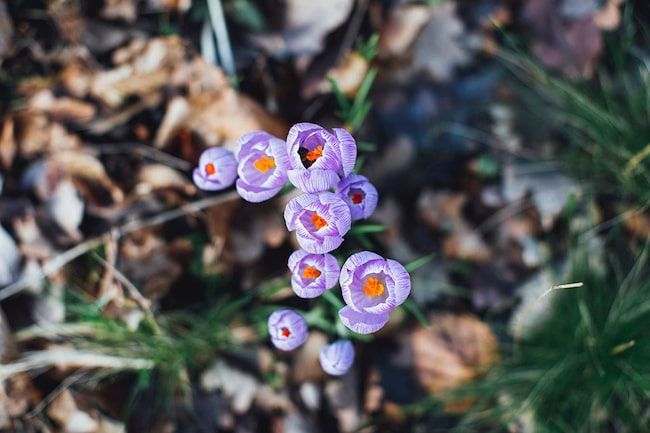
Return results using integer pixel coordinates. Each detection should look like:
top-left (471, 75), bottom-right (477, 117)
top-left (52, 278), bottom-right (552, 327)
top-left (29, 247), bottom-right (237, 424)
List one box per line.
top-left (0, 191), bottom-right (241, 302)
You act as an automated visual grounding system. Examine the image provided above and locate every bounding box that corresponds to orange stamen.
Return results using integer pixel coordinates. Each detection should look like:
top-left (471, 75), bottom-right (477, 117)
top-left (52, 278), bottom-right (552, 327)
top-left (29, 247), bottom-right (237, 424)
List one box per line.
top-left (305, 145), bottom-right (323, 162)
top-left (281, 327), bottom-right (291, 337)
top-left (205, 162), bottom-right (216, 175)
top-left (253, 155), bottom-right (276, 173)
top-left (351, 193), bottom-right (364, 204)
top-left (363, 277), bottom-right (385, 297)
top-left (302, 266), bottom-right (322, 279)
top-left (311, 213), bottom-right (328, 230)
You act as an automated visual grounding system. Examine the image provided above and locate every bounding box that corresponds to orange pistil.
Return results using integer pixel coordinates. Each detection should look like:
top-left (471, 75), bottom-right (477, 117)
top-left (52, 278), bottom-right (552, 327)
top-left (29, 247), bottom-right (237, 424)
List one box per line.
top-left (305, 145), bottom-right (323, 162)
top-left (363, 277), bottom-right (385, 297)
top-left (253, 155), bottom-right (276, 173)
top-left (205, 162), bottom-right (216, 175)
top-left (351, 193), bottom-right (364, 204)
top-left (302, 266), bottom-right (322, 279)
top-left (311, 213), bottom-right (328, 230)
top-left (281, 327), bottom-right (291, 337)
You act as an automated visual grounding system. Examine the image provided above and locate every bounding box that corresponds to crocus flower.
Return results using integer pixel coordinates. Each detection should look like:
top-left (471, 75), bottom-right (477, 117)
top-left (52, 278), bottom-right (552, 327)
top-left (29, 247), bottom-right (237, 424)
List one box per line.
top-left (284, 192), bottom-right (351, 254)
top-left (268, 309), bottom-right (308, 351)
top-left (286, 123), bottom-right (357, 193)
top-left (235, 131), bottom-right (290, 202)
top-left (319, 340), bottom-right (355, 376)
top-left (338, 251), bottom-right (411, 334)
top-left (193, 147), bottom-right (238, 191)
top-left (335, 174), bottom-right (378, 220)
top-left (288, 249), bottom-right (340, 298)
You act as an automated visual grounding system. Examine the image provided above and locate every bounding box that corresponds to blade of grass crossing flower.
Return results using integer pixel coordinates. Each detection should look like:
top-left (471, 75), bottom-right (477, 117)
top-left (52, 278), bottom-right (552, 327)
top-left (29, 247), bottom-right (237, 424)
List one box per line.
top-left (403, 299), bottom-right (431, 328)
top-left (404, 253), bottom-right (436, 273)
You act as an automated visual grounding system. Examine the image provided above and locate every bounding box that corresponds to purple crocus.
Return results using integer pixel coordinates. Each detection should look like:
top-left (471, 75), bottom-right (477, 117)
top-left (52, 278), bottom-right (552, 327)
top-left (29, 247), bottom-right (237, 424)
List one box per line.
top-left (193, 147), bottom-right (238, 191)
top-left (288, 249), bottom-right (340, 298)
top-left (235, 131), bottom-right (290, 202)
top-left (284, 192), bottom-right (351, 254)
top-left (286, 123), bottom-right (357, 193)
top-left (335, 174), bottom-right (378, 220)
top-left (268, 309), bottom-right (308, 351)
top-left (338, 251), bottom-right (411, 334)
top-left (319, 340), bottom-right (355, 376)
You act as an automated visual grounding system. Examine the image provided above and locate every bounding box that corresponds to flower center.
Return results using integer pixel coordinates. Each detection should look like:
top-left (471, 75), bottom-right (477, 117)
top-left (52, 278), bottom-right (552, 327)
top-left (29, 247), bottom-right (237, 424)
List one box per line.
top-left (302, 266), bottom-right (322, 279)
top-left (351, 192), bottom-right (364, 204)
top-left (311, 213), bottom-right (328, 230)
top-left (281, 327), bottom-right (291, 338)
top-left (363, 277), bottom-right (385, 297)
top-left (205, 162), bottom-right (216, 176)
top-left (253, 155), bottom-right (276, 173)
top-left (299, 145), bottom-right (324, 168)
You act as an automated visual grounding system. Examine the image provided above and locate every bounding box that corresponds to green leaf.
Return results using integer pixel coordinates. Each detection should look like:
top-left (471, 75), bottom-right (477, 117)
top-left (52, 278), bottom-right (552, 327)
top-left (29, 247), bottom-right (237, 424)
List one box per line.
top-left (404, 253), bottom-right (436, 273)
top-left (402, 299), bottom-right (431, 328)
top-left (349, 224), bottom-right (387, 235)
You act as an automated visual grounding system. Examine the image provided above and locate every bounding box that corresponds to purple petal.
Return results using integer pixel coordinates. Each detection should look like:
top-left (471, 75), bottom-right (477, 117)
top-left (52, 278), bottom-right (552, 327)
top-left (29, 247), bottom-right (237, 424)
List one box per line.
top-left (235, 179), bottom-right (283, 203)
top-left (235, 131), bottom-right (274, 160)
top-left (286, 123), bottom-right (325, 168)
top-left (338, 306), bottom-right (389, 334)
top-left (319, 192), bottom-right (352, 235)
top-left (193, 169), bottom-right (226, 191)
top-left (284, 193), bottom-right (316, 231)
top-left (319, 340), bottom-right (355, 376)
top-left (323, 253), bottom-right (341, 289)
top-left (336, 174), bottom-right (379, 220)
top-left (295, 232), bottom-right (344, 254)
top-left (333, 128), bottom-right (357, 177)
top-left (287, 168), bottom-right (340, 193)
top-left (268, 309), bottom-right (308, 351)
top-left (287, 248), bottom-right (310, 271)
top-left (387, 259), bottom-right (411, 306)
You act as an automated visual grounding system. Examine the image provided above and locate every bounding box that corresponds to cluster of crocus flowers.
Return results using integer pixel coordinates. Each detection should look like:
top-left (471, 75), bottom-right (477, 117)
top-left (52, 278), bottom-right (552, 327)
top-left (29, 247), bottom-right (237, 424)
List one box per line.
top-left (193, 122), bottom-right (408, 376)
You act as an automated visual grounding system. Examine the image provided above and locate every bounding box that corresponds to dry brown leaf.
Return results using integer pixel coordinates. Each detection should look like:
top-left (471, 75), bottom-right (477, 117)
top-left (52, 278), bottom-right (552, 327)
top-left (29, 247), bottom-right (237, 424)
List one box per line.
top-left (594, 0), bottom-right (625, 30)
top-left (28, 89), bottom-right (96, 123)
top-left (410, 313), bottom-right (499, 412)
top-left (154, 91), bottom-right (289, 151)
top-left (303, 51), bottom-right (370, 99)
top-left (144, 0), bottom-right (192, 13)
top-left (100, 0), bottom-right (137, 23)
top-left (524, 0), bottom-right (608, 77)
top-left (118, 232), bottom-right (190, 300)
top-left (291, 331), bottom-right (328, 383)
top-left (417, 189), bottom-right (492, 261)
top-left (0, 115), bottom-right (16, 169)
top-left (48, 0), bottom-right (84, 45)
top-left (411, 2), bottom-right (471, 81)
top-left (50, 151), bottom-right (124, 205)
top-left (379, 5), bottom-right (430, 55)
top-left (48, 178), bottom-right (84, 242)
top-left (251, 0), bottom-right (354, 59)
top-left (47, 389), bottom-right (98, 433)
top-left (135, 163), bottom-right (196, 196)
top-left (623, 210), bottom-right (650, 239)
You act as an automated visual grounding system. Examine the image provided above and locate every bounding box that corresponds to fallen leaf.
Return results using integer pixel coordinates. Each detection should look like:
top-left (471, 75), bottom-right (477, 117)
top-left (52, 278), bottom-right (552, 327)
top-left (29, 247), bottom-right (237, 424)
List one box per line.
top-left (250, 0), bottom-right (354, 59)
top-left (0, 115), bottom-right (16, 170)
top-left (48, 178), bottom-right (85, 242)
top-left (154, 91), bottom-right (288, 151)
top-left (417, 189), bottom-right (492, 261)
top-left (409, 313), bottom-right (499, 412)
top-left (47, 389), bottom-right (98, 433)
top-left (100, 0), bottom-right (137, 23)
top-left (379, 5), bottom-right (430, 55)
top-left (411, 2), bottom-right (471, 81)
top-left (28, 89), bottom-right (96, 123)
top-left (302, 51), bottom-right (370, 99)
top-left (135, 163), bottom-right (196, 196)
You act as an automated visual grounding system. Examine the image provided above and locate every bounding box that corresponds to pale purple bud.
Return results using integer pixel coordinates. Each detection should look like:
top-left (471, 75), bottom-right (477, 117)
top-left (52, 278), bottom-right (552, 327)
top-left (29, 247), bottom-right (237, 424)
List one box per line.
top-left (193, 147), bottom-right (238, 191)
top-left (268, 309), bottom-right (308, 351)
top-left (319, 340), bottom-right (355, 376)
top-left (335, 174), bottom-right (378, 220)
